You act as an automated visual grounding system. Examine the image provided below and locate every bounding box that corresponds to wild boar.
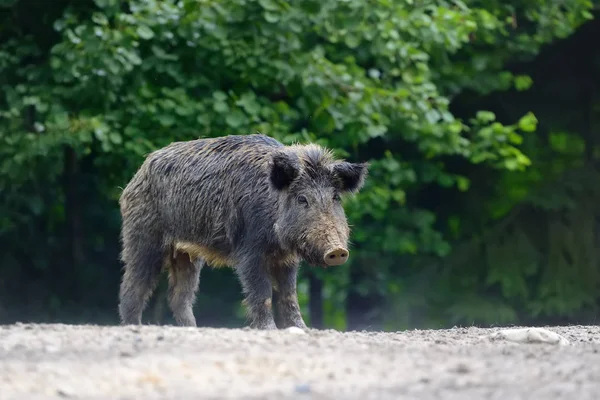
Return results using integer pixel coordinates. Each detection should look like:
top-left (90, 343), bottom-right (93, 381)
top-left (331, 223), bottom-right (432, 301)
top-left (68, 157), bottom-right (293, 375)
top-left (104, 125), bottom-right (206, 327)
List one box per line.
top-left (118, 134), bottom-right (368, 329)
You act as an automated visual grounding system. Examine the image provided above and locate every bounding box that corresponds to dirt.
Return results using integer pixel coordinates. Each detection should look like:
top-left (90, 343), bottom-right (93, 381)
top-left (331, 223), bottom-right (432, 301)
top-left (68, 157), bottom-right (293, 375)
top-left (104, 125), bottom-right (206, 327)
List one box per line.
top-left (0, 323), bottom-right (599, 400)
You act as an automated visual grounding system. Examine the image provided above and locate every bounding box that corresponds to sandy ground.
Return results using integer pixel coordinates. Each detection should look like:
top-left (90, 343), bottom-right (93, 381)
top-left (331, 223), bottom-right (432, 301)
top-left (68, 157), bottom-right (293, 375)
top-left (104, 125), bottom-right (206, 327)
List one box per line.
top-left (0, 323), bottom-right (599, 400)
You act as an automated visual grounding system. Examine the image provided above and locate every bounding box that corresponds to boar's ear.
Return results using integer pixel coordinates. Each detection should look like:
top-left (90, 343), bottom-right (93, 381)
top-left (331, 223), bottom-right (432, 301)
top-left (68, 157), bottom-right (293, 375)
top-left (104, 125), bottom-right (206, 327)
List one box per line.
top-left (332, 161), bottom-right (369, 193)
top-left (270, 151), bottom-right (301, 190)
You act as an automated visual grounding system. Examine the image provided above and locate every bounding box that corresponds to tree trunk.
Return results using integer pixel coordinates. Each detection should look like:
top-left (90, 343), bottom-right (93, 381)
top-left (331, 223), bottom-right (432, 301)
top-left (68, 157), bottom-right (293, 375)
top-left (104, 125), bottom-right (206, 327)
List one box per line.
top-left (345, 260), bottom-right (383, 331)
top-left (64, 145), bottom-right (83, 300)
top-left (308, 271), bottom-right (323, 329)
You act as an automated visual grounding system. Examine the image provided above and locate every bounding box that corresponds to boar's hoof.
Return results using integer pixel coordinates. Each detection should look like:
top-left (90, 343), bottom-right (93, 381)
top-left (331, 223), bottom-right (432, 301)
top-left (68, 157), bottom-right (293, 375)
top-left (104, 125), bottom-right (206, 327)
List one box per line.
top-left (323, 247), bottom-right (349, 266)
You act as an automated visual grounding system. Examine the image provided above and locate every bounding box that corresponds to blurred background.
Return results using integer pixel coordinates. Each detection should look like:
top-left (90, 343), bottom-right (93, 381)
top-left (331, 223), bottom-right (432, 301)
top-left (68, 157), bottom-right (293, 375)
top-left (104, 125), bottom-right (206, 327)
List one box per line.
top-left (1, 0), bottom-right (599, 331)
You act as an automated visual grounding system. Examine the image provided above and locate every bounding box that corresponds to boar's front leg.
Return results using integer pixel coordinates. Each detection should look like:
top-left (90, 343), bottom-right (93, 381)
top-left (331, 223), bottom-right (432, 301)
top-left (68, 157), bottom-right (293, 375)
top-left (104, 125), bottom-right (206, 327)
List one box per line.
top-left (236, 257), bottom-right (278, 330)
top-left (271, 264), bottom-right (307, 330)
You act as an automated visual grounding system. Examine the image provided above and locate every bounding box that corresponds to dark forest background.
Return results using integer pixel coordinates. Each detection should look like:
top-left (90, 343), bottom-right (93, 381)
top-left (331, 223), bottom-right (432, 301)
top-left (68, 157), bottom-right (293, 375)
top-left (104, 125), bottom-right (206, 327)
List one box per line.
top-left (1, 0), bottom-right (599, 330)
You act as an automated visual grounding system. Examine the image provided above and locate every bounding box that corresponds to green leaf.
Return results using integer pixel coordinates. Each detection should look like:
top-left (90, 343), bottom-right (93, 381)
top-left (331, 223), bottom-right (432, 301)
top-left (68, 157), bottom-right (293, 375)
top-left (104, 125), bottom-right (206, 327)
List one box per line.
top-left (259, 0), bottom-right (279, 11)
top-left (476, 111), bottom-right (496, 123)
top-left (136, 25), bottom-right (154, 40)
top-left (456, 176), bottom-right (470, 192)
top-left (158, 114), bottom-right (175, 127)
top-left (213, 102), bottom-right (229, 113)
top-left (514, 75), bottom-right (533, 91)
top-left (367, 125), bottom-right (387, 138)
top-left (93, 0), bottom-right (117, 8)
top-left (109, 132), bottom-right (122, 144)
top-left (225, 110), bottom-right (247, 128)
top-left (264, 12), bottom-right (280, 23)
top-left (517, 112), bottom-right (538, 132)
top-left (236, 93), bottom-right (261, 116)
top-left (213, 91), bottom-right (227, 101)
top-left (344, 35), bottom-right (361, 49)
top-left (503, 158), bottom-right (519, 170)
top-left (91, 12), bottom-right (108, 26)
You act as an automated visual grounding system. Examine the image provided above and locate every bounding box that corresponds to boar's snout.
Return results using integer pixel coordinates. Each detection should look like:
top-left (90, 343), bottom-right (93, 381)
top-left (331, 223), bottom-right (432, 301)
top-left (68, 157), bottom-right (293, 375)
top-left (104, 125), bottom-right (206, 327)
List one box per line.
top-left (323, 247), bottom-right (349, 266)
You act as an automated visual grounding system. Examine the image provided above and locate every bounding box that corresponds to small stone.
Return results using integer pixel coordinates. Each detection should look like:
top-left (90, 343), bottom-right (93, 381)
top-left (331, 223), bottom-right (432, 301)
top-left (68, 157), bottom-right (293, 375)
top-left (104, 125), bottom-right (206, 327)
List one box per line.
top-left (285, 327), bottom-right (306, 335)
top-left (493, 327), bottom-right (570, 346)
top-left (56, 386), bottom-right (74, 397)
top-left (452, 363), bottom-right (470, 374)
top-left (294, 383), bottom-right (311, 393)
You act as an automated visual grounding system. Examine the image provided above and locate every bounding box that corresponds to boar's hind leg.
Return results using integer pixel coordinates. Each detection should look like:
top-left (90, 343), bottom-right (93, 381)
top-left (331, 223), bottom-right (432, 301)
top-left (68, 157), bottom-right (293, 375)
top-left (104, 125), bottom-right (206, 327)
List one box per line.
top-left (118, 235), bottom-right (165, 325)
top-left (237, 258), bottom-right (278, 330)
top-left (167, 252), bottom-right (202, 327)
top-left (271, 265), bottom-right (307, 329)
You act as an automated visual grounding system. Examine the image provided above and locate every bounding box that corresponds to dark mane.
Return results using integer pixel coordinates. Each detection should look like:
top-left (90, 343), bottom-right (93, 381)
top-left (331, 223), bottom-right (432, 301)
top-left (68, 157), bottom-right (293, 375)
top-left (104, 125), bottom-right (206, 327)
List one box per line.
top-left (295, 144), bottom-right (335, 183)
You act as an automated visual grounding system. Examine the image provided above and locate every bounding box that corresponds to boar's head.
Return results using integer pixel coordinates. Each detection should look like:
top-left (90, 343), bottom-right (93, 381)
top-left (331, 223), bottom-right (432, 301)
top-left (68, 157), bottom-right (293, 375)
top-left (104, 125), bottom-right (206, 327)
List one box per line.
top-left (269, 144), bottom-right (368, 267)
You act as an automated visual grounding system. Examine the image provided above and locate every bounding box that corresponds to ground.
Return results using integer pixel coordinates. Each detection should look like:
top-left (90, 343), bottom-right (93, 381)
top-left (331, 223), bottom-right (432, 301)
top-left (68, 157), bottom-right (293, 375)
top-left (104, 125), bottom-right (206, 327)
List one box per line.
top-left (0, 323), bottom-right (599, 399)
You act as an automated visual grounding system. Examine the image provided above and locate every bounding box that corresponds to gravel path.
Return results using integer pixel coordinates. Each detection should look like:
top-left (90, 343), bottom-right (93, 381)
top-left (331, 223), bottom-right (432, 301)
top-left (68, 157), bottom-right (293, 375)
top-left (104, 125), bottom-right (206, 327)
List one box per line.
top-left (0, 323), bottom-right (599, 399)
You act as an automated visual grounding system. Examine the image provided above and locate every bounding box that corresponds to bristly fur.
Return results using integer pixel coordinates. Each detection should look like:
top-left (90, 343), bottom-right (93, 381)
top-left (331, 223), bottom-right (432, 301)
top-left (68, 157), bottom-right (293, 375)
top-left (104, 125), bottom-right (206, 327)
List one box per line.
top-left (117, 134), bottom-right (368, 330)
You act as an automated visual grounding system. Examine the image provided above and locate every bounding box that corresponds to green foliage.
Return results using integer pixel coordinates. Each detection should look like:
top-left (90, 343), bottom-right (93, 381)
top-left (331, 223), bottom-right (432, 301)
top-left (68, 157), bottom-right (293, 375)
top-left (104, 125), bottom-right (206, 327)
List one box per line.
top-left (0, 0), bottom-right (596, 328)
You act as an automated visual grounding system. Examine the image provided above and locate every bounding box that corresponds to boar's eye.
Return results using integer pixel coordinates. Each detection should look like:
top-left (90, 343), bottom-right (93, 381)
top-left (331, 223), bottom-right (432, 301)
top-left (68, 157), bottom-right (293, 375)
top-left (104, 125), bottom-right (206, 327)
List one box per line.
top-left (333, 193), bottom-right (341, 202)
top-left (297, 195), bottom-right (309, 207)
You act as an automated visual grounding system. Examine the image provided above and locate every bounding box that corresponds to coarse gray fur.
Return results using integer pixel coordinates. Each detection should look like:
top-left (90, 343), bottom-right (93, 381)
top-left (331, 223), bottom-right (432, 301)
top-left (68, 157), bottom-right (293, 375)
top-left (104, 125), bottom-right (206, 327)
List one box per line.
top-left (118, 134), bottom-right (368, 329)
